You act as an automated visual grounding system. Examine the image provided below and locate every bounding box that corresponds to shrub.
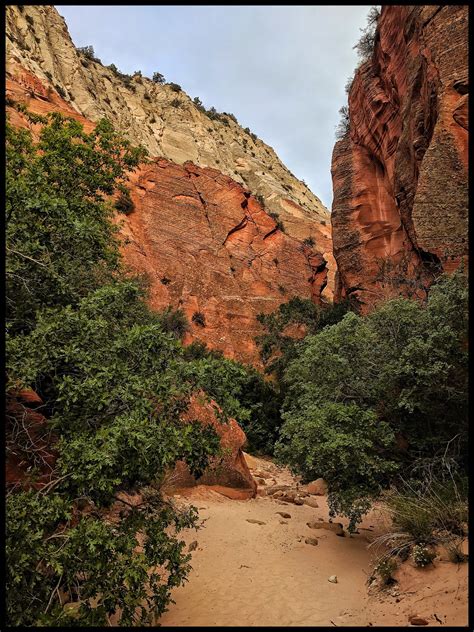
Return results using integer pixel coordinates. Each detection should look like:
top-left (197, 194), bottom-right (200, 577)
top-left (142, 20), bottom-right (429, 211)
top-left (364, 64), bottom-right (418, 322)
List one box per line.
top-left (268, 211), bottom-right (285, 232)
top-left (303, 236), bottom-right (315, 247)
top-left (54, 84), bottom-right (67, 99)
top-left (115, 188), bottom-right (134, 215)
top-left (374, 557), bottom-right (398, 585)
top-left (335, 105), bottom-right (350, 140)
top-left (168, 82), bottom-right (182, 92)
top-left (144, 92), bottom-right (151, 101)
top-left (273, 272), bottom-right (468, 530)
top-left (158, 307), bottom-right (188, 338)
top-left (77, 45), bottom-right (101, 64)
top-left (170, 98), bottom-right (181, 108)
top-left (411, 544), bottom-right (436, 567)
top-left (152, 71), bottom-right (165, 84)
top-left (255, 193), bottom-right (265, 207)
top-left (5, 111), bottom-right (237, 626)
top-left (353, 6), bottom-right (380, 62)
top-left (161, 276), bottom-right (171, 285)
top-left (192, 311), bottom-right (206, 327)
top-left (25, 14), bottom-right (34, 26)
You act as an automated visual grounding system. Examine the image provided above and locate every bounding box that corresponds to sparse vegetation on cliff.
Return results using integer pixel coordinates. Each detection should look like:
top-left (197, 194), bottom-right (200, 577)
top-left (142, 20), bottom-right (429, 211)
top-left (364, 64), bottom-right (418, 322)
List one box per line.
top-left (353, 6), bottom-right (380, 62)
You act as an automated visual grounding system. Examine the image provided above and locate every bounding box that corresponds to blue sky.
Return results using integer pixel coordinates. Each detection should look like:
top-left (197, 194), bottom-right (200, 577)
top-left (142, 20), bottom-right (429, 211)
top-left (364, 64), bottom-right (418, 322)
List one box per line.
top-left (56, 5), bottom-right (372, 208)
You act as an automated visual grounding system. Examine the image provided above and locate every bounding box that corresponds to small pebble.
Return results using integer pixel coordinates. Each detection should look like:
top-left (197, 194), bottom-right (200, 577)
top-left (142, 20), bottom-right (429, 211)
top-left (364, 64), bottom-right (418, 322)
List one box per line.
top-left (328, 575), bottom-right (338, 583)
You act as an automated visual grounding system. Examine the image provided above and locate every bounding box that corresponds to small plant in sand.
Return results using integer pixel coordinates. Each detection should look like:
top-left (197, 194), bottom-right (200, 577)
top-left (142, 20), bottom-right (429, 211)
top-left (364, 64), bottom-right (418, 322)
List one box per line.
top-left (373, 557), bottom-right (397, 585)
top-left (411, 544), bottom-right (436, 567)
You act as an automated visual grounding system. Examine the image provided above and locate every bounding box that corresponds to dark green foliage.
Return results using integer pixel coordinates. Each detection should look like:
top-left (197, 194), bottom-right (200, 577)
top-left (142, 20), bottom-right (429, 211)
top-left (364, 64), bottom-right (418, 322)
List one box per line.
top-left (161, 276), bottom-right (171, 285)
top-left (192, 311), bottom-right (206, 327)
top-left (255, 193), bottom-right (265, 207)
top-left (168, 82), bottom-right (182, 92)
top-left (157, 306), bottom-right (188, 339)
top-left (115, 188), bottom-right (134, 214)
top-left (335, 105), bottom-right (350, 140)
top-left (77, 45), bottom-right (101, 64)
top-left (268, 211), bottom-right (285, 232)
top-left (274, 272), bottom-right (468, 530)
top-left (6, 488), bottom-right (199, 626)
top-left (152, 71), bottom-right (166, 84)
top-left (303, 236), bottom-right (315, 247)
top-left (353, 6), bottom-right (380, 62)
top-left (170, 98), bottom-right (181, 108)
top-left (5, 112), bottom-right (255, 626)
top-left (6, 112), bottom-right (147, 335)
top-left (45, 70), bottom-right (53, 82)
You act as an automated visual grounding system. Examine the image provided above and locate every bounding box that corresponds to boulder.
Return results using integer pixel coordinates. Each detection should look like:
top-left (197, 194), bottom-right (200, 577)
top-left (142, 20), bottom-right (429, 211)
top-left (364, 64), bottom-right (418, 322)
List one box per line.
top-left (306, 478), bottom-right (328, 495)
top-left (307, 521), bottom-right (344, 536)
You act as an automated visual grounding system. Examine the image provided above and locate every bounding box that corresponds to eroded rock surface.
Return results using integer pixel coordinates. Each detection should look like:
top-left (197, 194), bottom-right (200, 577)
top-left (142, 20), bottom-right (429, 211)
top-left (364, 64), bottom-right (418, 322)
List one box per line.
top-left (331, 5), bottom-right (468, 309)
top-left (6, 4), bottom-right (334, 299)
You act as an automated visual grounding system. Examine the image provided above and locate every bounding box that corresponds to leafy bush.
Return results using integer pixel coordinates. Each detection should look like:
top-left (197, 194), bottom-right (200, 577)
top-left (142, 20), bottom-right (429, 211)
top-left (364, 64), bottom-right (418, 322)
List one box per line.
top-left (170, 98), bottom-right (181, 108)
top-left (274, 272), bottom-right (468, 530)
top-left (77, 45), bottom-right (101, 64)
top-left (335, 105), bottom-right (350, 140)
top-left (115, 188), bottom-right (134, 214)
top-left (192, 311), bottom-right (206, 327)
top-left (303, 236), bottom-right (315, 247)
top-left (374, 557), bottom-right (397, 585)
top-left (168, 82), bottom-right (182, 92)
top-left (411, 544), bottom-right (436, 567)
top-left (152, 71), bottom-right (165, 84)
top-left (268, 211), bottom-right (285, 233)
top-left (353, 6), bottom-right (380, 62)
top-left (5, 111), bottom-right (254, 626)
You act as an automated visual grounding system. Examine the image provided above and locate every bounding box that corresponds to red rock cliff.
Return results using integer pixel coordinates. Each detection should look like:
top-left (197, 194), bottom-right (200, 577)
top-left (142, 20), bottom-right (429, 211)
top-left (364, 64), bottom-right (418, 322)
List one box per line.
top-left (7, 66), bottom-right (327, 367)
top-left (331, 5), bottom-right (468, 309)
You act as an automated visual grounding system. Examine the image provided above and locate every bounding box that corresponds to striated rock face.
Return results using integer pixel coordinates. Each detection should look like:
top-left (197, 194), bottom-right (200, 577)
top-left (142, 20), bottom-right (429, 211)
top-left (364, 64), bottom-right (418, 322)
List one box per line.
top-left (122, 159), bottom-right (326, 365)
top-left (331, 5), bottom-right (468, 308)
top-left (6, 4), bottom-right (335, 299)
top-left (6, 75), bottom-right (326, 365)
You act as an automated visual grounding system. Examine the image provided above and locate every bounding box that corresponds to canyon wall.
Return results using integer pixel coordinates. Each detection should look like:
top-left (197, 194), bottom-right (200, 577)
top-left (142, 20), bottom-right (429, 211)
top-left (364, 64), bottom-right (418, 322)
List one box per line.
top-left (331, 5), bottom-right (468, 308)
top-left (6, 6), bottom-right (335, 358)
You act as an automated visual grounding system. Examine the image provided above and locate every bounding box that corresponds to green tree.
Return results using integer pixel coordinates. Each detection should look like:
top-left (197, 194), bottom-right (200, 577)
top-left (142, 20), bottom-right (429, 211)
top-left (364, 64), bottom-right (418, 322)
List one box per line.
top-left (275, 273), bottom-right (468, 530)
top-left (5, 112), bottom-right (228, 626)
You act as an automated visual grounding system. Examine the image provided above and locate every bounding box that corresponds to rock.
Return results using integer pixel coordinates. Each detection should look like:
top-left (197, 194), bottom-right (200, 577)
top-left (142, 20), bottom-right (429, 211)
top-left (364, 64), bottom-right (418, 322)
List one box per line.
top-left (266, 484), bottom-right (291, 495)
top-left (306, 521), bottom-right (344, 536)
top-left (409, 616), bottom-right (429, 626)
top-left (305, 537), bottom-right (319, 546)
top-left (6, 6), bottom-right (337, 369)
top-left (279, 520), bottom-right (288, 525)
top-left (331, 6), bottom-right (468, 309)
top-left (276, 512), bottom-right (291, 519)
top-left (293, 497), bottom-right (304, 505)
top-left (257, 478), bottom-right (266, 485)
top-left (188, 540), bottom-right (198, 552)
top-left (246, 519), bottom-right (266, 525)
top-left (164, 394), bottom-right (257, 497)
top-left (328, 575), bottom-right (338, 583)
top-left (306, 478), bottom-right (328, 495)
top-left (303, 497), bottom-right (319, 508)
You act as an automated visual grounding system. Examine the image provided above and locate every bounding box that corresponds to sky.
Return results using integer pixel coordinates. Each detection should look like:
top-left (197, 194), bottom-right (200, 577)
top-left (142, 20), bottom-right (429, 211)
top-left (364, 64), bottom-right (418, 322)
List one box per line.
top-left (56, 5), bottom-right (372, 209)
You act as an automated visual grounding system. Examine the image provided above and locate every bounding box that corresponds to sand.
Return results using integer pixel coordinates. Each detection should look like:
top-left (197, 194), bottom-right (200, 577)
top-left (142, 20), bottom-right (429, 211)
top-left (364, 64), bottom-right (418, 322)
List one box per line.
top-left (158, 453), bottom-right (468, 627)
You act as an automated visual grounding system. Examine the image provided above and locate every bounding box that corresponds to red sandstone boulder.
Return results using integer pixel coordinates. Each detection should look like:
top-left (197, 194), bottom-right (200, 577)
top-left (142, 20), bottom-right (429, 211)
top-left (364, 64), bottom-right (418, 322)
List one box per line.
top-left (163, 394), bottom-right (257, 498)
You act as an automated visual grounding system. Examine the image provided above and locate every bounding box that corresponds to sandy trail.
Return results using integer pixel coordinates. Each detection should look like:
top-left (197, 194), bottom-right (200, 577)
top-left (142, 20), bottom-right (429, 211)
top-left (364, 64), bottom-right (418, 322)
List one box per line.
top-left (159, 454), bottom-right (468, 627)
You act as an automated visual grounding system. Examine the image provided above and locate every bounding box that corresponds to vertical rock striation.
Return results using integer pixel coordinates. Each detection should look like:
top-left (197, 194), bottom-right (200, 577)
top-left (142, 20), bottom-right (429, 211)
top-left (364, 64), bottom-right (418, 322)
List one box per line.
top-left (331, 5), bottom-right (468, 308)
